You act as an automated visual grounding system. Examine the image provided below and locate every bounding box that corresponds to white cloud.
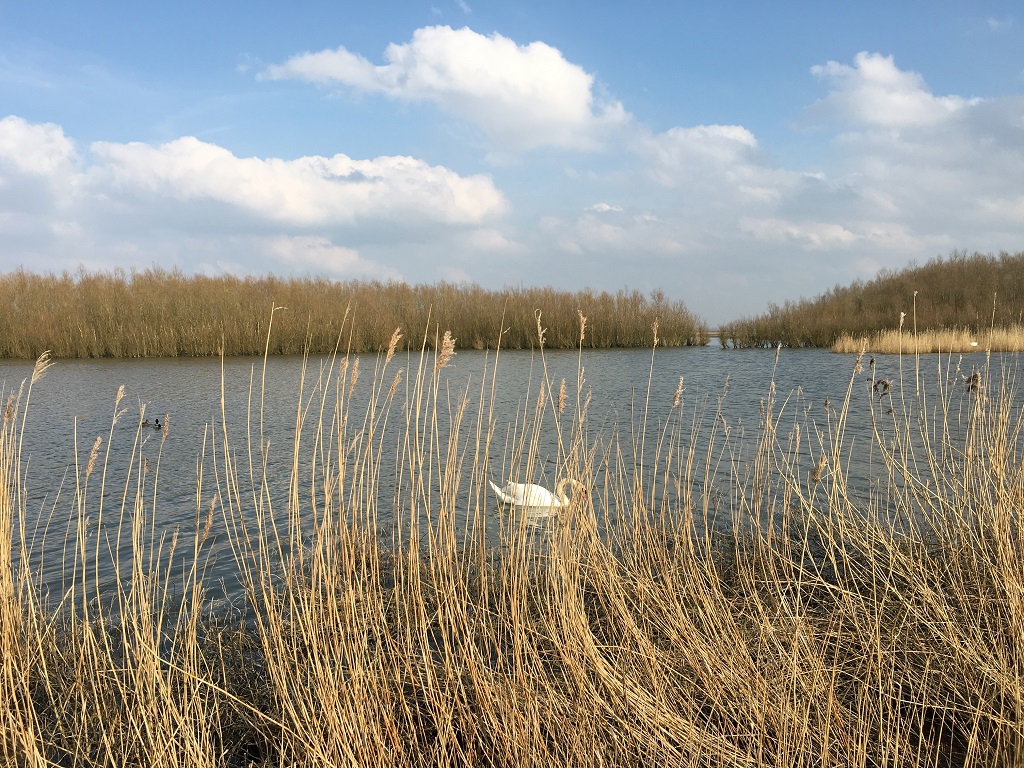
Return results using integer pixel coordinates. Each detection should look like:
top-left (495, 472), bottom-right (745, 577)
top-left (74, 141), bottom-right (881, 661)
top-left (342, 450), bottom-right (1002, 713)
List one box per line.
top-left (809, 52), bottom-right (979, 128)
top-left (263, 25), bottom-right (630, 151)
top-left (88, 136), bottom-right (507, 226)
top-left (741, 217), bottom-right (858, 249)
top-left (459, 227), bottom-right (518, 251)
top-left (0, 115), bottom-right (75, 175)
top-left (0, 115), bottom-right (515, 285)
top-left (267, 235), bottom-right (401, 280)
top-left (587, 202), bottom-right (623, 213)
top-left (633, 124), bottom-right (796, 200)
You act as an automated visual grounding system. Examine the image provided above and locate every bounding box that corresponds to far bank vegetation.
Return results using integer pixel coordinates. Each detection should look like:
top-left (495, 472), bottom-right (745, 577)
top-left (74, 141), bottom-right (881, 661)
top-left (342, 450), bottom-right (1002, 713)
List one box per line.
top-left (720, 250), bottom-right (1024, 351)
top-left (0, 268), bottom-right (708, 358)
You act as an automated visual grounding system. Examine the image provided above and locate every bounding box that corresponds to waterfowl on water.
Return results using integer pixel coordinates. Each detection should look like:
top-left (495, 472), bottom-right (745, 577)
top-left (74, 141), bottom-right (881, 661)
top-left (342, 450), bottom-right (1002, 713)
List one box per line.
top-left (141, 419), bottom-right (150, 427)
top-left (153, 419), bottom-right (162, 430)
top-left (489, 478), bottom-right (586, 509)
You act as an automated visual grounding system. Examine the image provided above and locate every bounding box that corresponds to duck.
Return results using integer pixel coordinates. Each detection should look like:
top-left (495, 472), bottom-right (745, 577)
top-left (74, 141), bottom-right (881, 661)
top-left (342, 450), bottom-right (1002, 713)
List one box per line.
top-left (489, 478), bottom-right (586, 508)
top-left (153, 418), bottom-right (162, 430)
top-left (140, 419), bottom-right (150, 427)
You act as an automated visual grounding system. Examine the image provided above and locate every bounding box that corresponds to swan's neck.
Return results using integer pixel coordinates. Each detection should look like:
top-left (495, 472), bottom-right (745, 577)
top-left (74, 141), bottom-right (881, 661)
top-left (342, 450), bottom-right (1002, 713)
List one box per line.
top-left (554, 478), bottom-right (575, 505)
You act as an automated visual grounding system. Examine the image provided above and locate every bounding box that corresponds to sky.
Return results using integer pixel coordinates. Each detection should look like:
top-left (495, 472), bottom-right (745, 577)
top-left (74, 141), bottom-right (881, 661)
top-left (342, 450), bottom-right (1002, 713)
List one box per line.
top-left (2, 2), bottom-right (1023, 326)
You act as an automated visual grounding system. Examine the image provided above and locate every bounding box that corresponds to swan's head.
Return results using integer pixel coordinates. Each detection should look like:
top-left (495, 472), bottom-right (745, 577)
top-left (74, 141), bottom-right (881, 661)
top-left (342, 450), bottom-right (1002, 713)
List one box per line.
top-left (556, 477), bottom-right (588, 504)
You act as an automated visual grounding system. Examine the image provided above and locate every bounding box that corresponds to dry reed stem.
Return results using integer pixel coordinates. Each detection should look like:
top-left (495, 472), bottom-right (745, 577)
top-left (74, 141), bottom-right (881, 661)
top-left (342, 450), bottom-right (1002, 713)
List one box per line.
top-left (833, 325), bottom-right (1024, 353)
top-left (0, 320), bottom-right (1022, 767)
top-left (0, 269), bottom-right (709, 358)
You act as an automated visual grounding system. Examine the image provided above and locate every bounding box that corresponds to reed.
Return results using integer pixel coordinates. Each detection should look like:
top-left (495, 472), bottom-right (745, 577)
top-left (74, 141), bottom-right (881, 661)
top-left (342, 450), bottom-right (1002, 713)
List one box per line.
top-left (832, 324), bottom-right (1024, 353)
top-left (0, 268), bottom-right (708, 358)
top-left (720, 249), bottom-right (1024, 348)
top-left (2, 314), bottom-right (1024, 766)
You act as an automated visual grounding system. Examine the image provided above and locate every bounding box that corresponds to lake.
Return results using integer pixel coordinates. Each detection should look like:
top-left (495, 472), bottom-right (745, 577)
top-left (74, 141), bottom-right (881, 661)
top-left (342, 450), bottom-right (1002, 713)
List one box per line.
top-left (0, 343), bottom-right (1005, 606)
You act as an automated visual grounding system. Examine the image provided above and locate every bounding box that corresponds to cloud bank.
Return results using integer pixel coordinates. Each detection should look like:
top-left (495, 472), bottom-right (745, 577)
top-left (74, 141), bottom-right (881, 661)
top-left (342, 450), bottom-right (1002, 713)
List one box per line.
top-left (0, 114), bottom-right (507, 279)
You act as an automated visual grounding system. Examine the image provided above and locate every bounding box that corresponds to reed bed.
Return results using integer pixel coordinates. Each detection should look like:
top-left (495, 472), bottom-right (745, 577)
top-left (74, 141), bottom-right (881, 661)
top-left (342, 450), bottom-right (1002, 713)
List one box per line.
top-left (0, 268), bottom-right (707, 358)
top-left (2, 314), bottom-right (1024, 766)
top-left (720, 249), bottom-right (1024, 348)
top-left (833, 325), bottom-right (1024, 353)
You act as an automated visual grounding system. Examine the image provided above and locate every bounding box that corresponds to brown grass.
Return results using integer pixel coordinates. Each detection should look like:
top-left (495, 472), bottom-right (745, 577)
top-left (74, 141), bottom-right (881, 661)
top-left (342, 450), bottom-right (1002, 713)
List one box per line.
top-left (0, 267), bottom-right (707, 358)
top-left (2, 314), bottom-right (1024, 766)
top-left (833, 324), bottom-right (1024, 353)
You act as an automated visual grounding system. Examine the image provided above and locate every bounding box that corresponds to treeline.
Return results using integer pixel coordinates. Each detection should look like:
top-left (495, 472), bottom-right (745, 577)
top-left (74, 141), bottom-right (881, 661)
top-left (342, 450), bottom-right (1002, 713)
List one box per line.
top-left (719, 250), bottom-right (1024, 348)
top-left (0, 268), bottom-right (708, 358)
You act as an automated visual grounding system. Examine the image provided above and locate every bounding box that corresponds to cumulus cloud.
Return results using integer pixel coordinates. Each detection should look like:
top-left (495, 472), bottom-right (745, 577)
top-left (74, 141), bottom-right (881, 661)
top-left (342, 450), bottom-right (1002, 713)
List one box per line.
top-left (263, 25), bottom-right (630, 151)
top-left (524, 50), bottom-right (1024, 322)
top-left (0, 115), bottom-right (76, 175)
top-left (266, 235), bottom-right (402, 280)
top-left (459, 227), bottom-right (518, 251)
top-left (0, 115), bottom-right (514, 283)
top-left (89, 136), bottom-right (507, 226)
top-left (809, 52), bottom-right (979, 128)
top-left (740, 218), bottom-right (858, 249)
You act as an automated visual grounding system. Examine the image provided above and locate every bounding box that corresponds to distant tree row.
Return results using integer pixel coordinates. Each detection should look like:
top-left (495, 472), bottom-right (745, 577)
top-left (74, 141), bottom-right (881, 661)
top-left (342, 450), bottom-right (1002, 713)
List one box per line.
top-left (719, 250), bottom-right (1024, 348)
top-left (0, 268), bottom-right (708, 359)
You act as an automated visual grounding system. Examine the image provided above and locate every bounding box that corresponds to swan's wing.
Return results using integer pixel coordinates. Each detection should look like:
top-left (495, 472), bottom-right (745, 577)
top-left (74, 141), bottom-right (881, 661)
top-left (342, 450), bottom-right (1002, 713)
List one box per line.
top-left (491, 481), bottom-right (557, 507)
top-left (519, 483), bottom-right (555, 507)
top-left (489, 480), bottom-right (506, 503)
top-left (493, 481), bottom-right (528, 505)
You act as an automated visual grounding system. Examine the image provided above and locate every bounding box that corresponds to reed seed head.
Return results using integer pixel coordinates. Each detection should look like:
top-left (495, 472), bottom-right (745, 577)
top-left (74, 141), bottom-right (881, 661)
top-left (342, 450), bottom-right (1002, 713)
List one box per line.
top-left (386, 327), bottom-right (402, 365)
top-left (557, 378), bottom-right (567, 414)
top-left (200, 497), bottom-right (215, 545)
top-left (31, 350), bottom-right (53, 384)
top-left (578, 310), bottom-right (587, 343)
top-left (652, 319), bottom-right (660, 348)
top-left (4, 395), bottom-right (14, 422)
top-left (86, 436), bottom-right (102, 478)
top-left (672, 376), bottom-right (684, 408)
top-left (348, 358), bottom-right (360, 395)
top-left (535, 310), bottom-right (546, 348)
top-left (434, 330), bottom-right (456, 371)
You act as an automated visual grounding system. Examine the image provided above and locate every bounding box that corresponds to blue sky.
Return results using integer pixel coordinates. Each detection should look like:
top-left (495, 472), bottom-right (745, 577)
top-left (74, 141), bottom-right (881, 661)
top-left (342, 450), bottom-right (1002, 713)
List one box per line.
top-left (2, 2), bottom-right (1023, 325)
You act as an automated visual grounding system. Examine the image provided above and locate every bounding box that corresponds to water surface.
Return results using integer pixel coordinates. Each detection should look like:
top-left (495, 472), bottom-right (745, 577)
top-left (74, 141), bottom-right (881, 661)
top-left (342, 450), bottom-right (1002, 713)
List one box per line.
top-left (0, 344), bottom-right (1005, 602)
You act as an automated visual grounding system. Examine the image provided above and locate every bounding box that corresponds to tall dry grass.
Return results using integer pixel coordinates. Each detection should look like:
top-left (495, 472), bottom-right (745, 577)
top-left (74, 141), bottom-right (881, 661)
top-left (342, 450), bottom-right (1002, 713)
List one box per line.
top-left (833, 324), bottom-right (1024, 353)
top-left (2, 313), bottom-right (1024, 766)
top-left (0, 268), bottom-right (707, 358)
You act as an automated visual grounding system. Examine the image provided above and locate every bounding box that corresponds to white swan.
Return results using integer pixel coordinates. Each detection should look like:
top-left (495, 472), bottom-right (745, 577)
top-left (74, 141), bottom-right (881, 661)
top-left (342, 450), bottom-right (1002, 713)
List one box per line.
top-left (489, 478), bottom-right (585, 508)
